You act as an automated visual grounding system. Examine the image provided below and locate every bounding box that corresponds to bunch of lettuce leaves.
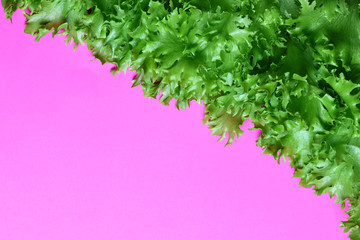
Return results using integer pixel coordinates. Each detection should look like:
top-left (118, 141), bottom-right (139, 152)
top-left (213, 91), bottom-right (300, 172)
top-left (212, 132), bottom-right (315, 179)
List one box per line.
top-left (3, 0), bottom-right (360, 238)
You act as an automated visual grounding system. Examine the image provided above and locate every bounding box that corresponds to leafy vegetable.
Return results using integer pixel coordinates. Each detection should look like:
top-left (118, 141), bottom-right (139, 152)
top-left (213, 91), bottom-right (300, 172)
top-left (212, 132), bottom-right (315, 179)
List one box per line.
top-left (2, 0), bottom-right (360, 238)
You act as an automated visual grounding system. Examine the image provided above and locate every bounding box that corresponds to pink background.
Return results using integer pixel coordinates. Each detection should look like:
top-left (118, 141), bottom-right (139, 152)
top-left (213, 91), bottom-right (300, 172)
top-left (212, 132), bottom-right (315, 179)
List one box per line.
top-left (0, 10), bottom-right (349, 240)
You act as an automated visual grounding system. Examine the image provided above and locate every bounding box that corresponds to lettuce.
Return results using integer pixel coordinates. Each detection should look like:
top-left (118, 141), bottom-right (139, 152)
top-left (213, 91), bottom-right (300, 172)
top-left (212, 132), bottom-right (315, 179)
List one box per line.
top-left (2, 0), bottom-right (360, 238)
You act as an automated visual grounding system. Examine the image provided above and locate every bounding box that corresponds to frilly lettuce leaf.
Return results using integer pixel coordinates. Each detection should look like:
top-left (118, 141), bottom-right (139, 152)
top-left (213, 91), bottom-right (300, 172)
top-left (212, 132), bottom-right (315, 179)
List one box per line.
top-left (3, 0), bottom-right (360, 238)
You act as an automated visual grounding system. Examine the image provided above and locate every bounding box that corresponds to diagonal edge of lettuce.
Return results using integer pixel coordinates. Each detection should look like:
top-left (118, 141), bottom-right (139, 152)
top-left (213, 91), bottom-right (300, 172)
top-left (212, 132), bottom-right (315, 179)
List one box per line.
top-left (3, 0), bottom-right (360, 238)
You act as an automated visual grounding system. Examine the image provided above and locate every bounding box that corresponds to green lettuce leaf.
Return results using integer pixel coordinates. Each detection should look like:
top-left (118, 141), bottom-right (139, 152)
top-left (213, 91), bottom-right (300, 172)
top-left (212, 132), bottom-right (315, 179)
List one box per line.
top-left (3, 0), bottom-right (360, 238)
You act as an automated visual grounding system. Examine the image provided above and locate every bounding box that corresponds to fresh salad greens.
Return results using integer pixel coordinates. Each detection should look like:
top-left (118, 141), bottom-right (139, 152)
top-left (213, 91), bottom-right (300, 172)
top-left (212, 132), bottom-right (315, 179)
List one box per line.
top-left (3, 0), bottom-right (360, 238)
